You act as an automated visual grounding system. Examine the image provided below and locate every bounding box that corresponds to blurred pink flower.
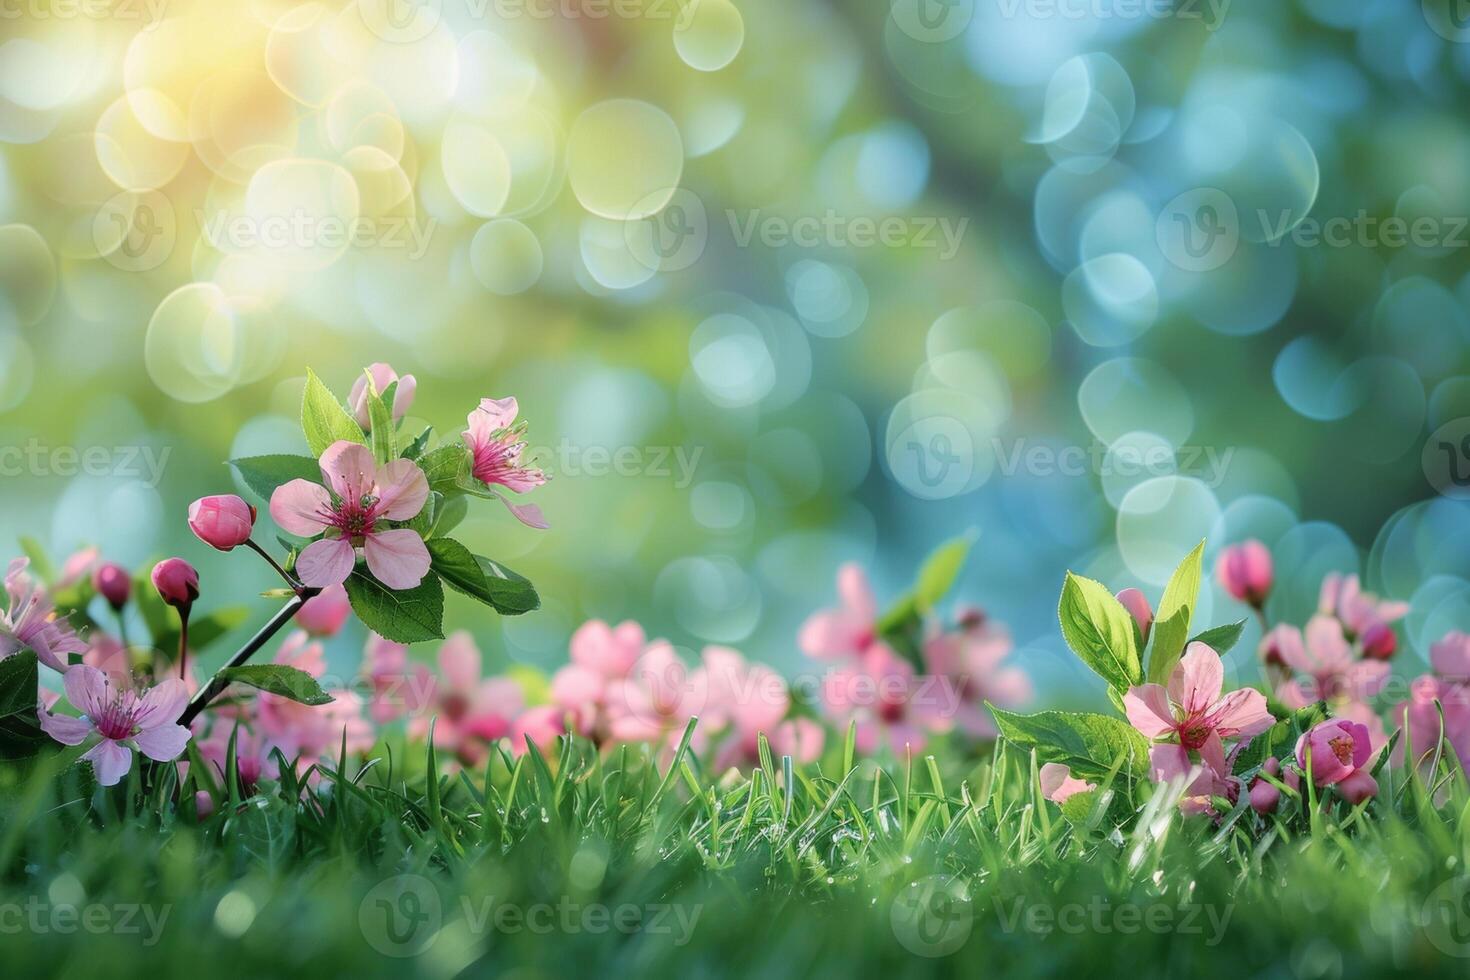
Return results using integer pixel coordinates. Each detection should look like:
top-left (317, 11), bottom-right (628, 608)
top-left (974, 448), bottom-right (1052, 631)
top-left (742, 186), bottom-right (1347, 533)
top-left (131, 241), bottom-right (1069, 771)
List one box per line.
top-left (1124, 642), bottom-right (1274, 758)
top-left (606, 641), bottom-right (706, 751)
top-left (800, 563), bottom-right (881, 660)
top-left (695, 646), bottom-right (797, 768)
top-left (1318, 573), bottom-right (1408, 639)
top-left (56, 547), bottom-right (100, 589)
top-left (37, 666), bottom-right (190, 786)
top-left (1273, 615), bottom-right (1390, 708)
top-left (921, 608), bottom-right (1030, 738)
top-left (1431, 631), bottom-right (1470, 683)
top-left (408, 631), bottom-right (524, 766)
top-left (92, 563), bottom-right (131, 610)
top-left (1039, 762), bottom-right (1094, 804)
top-left (462, 397), bottom-right (547, 529)
top-left (508, 705), bottom-right (574, 757)
top-left (1296, 718), bottom-right (1378, 804)
top-left (295, 582), bottom-right (352, 636)
top-left (1, 558), bottom-right (87, 672)
top-left (360, 632), bottom-right (432, 724)
top-left (820, 645), bottom-right (955, 756)
top-left (270, 441), bottom-right (430, 589)
top-left (348, 362), bottom-right (417, 430)
top-left (1215, 540), bottom-right (1273, 607)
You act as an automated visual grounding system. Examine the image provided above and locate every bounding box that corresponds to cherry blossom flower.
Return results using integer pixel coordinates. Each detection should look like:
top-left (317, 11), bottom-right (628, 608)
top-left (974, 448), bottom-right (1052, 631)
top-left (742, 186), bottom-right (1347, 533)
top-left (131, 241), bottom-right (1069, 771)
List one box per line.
top-left (799, 563), bottom-right (883, 660)
top-left (188, 495), bottom-right (257, 551)
top-left (1296, 718), bottom-right (1378, 804)
top-left (1124, 642), bottom-right (1274, 760)
top-left (921, 607), bottom-right (1030, 738)
top-left (694, 646), bottom-right (796, 768)
top-left (408, 632), bottom-right (524, 765)
top-left (820, 645), bottom-right (956, 756)
top-left (462, 397), bottom-right (547, 529)
top-left (606, 641), bottom-right (707, 751)
top-left (1271, 616), bottom-right (1390, 708)
top-left (92, 563), bottom-right (131, 610)
top-left (1, 558), bottom-right (86, 672)
top-left (1215, 540), bottom-right (1273, 607)
top-left (150, 558), bottom-right (198, 612)
top-left (37, 666), bottom-right (191, 786)
top-left (270, 440), bottom-right (430, 590)
top-left (348, 362), bottom-right (416, 430)
top-left (360, 632), bottom-right (431, 724)
top-left (1318, 573), bottom-right (1408, 640)
top-left (1115, 588), bottom-right (1153, 644)
top-left (295, 582), bottom-right (352, 637)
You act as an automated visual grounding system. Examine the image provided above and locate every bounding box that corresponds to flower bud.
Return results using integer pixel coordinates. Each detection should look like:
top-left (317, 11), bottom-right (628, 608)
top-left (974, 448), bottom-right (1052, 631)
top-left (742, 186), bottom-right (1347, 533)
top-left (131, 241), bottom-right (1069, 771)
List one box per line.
top-left (1360, 621), bottom-right (1397, 660)
top-left (1216, 540), bottom-right (1273, 607)
top-left (188, 495), bottom-right (256, 552)
top-left (92, 562), bottom-right (132, 610)
top-left (348, 362), bottom-right (416, 429)
top-left (1115, 588), bottom-right (1153, 644)
top-left (151, 558), bottom-right (199, 612)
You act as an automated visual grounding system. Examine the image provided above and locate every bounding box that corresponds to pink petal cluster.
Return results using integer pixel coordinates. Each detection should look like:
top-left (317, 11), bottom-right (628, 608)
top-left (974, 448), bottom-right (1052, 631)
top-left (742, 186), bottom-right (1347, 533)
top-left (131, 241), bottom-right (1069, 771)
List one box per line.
top-left (1, 558), bottom-right (87, 672)
top-left (188, 494), bottom-right (257, 552)
top-left (920, 606), bottom-right (1030, 738)
top-left (348, 362), bottom-right (416, 430)
top-left (294, 582), bottom-right (352, 636)
top-left (697, 646), bottom-right (823, 769)
top-left (360, 632), bottom-right (432, 724)
top-left (1215, 540), bottom-right (1273, 607)
top-left (1389, 632), bottom-right (1470, 774)
top-left (37, 666), bottom-right (191, 786)
top-left (462, 397), bottom-right (547, 529)
top-left (821, 645), bottom-right (955, 756)
top-left (1296, 719), bottom-right (1378, 804)
top-left (1039, 762), bottom-right (1094, 804)
top-left (406, 632), bottom-right (523, 767)
top-left (1265, 615), bottom-right (1390, 751)
top-left (1318, 573), bottom-right (1407, 656)
top-left (240, 631), bottom-right (374, 774)
top-left (270, 441), bottom-right (430, 590)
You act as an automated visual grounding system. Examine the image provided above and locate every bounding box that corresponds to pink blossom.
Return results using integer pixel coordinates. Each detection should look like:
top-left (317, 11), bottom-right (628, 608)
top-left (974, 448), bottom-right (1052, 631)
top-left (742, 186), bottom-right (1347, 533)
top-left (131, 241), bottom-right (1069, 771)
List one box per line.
top-left (270, 440), bottom-right (430, 590)
top-left (1431, 631), bottom-right (1470, 683)
top-left (1273, 615), bottom-right (1390, 708)
top-left (56, 547), bottom-right (100, 588)
top-left (1296, 718), bottom-right (1378, 804)
top-left (37, 666), bottom-right (191, 786)
top-left (1124, 642), bottom-right (1274, 758)
top-left (769, 718), bottom-right (825, 765)
top-left (150, 558), bottom-right (199, 612)
top-left (82, 634), bottom-right (133, 685)
top-left (92, 563), bottom-right (131, 610)
top-left (1390, 671), bottom-right (1470, 772)
top-left (408, 632), bottom-right (524, 766)
top-left (461, 397), bottom-right (547, 529)
top-left (508, 705), bottom-right (574, 757)
top-left (295, 582), bottom-right (352, 636)
top-left (541, 620), bottom-right (648, 742)
top-left (1247, 757), bottom-right (1298, 815)
top-left (360, 632), bottom-right (432, 724)
top-left (1318, 573), bottom-right (1408, 639)
top-left (800, 563), bottom-right (881, 660)
top-left (921, 609), bottom-right (1030, 738)
top-left (1215, 540), bottom-right (1273, 607)
top-left (820, 645), bottom-right (955, 756)
top-left (188, 495), bottom-right (257, 551)
top-left (606, 641), bottom-right (707, 750)
top-left (695, 646), bottom-right (794, 767)
top-left (1, 558), bottom-right (86, 672)
top-left (348, 362), bottom-right (417, 430)
top-left (1149, 742), bottom-right (1237, 816)
top-left (1039, 762), bottom-right (1094, 804)
top-left (195, 723), bottom-right (281, 794)
top-left (1114, 588), bottom-right (1153, 644)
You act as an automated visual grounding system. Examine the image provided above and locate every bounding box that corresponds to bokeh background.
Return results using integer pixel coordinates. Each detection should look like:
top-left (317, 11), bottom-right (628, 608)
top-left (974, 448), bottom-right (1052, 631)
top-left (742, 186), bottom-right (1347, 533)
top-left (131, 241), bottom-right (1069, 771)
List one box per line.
top-left (2, 0), bottom-right (1470, 704)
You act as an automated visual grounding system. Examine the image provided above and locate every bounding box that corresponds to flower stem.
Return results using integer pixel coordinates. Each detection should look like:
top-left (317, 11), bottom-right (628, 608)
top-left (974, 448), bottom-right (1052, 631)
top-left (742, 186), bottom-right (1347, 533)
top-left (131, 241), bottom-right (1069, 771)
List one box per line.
top-left (243, 538), bottom-right (302, 592)
top-left (176, 587), bottom-right (321, 728)
top-left (178, 612), bottom-right (190, 681)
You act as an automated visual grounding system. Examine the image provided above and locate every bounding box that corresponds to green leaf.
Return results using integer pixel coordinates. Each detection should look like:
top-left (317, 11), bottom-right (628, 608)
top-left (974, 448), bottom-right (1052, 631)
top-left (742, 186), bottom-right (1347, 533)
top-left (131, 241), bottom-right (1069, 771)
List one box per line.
top-left (432, 495), bottom-right (469, 539)
top-left (420, 443), bottom-right (472, 497)
top-left (990, 705), bottom-right (1151, 782)
top-left (914, 532), bottom-right (975, 608)
top-left (1235, 701), bottom-right (1321, 774)
top-left (301, 368), bottom-right (365, 457)
top-left (407, 492), bottom-right (441, 537)
top-left (401, 426), bottom-right (433, 460)
top-left (0, 652), bottom-right (46, 761)
top-left (17, 537), bottom-right (54, 584)
top-left (1058, 572), bottom-right (1142, 693)
top-left (1147, 541), bottom-right (1204, 685)
top-left (427, 538), bottom-right (540, 615)
top-left (344, 568), bottom-right (445, 643)
top-left (229, 455), bottom-right (321, 503)
top-left (367, 377), bottom-right (396, 465)
top-left (218, 665), bottom-right (334, 706)
top-left (1189, 619), bottom-right (1248, 656)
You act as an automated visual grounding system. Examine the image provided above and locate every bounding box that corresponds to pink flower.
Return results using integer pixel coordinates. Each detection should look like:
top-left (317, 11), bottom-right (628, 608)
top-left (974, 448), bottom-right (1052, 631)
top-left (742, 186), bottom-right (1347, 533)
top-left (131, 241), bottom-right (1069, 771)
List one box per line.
top-left (542, 620), bottom-right (647, 742)
top-left (56, 547), bottom-right (100, 588)
top-left (921, 609), bottom-right (1030, 738)
top-left (606, 641), bottom-right (707, 750)
top-left (509, 705), bottom-right (573, 757)
top-left (769, 718), bottom-right (825, 765)
top-left (348, 362), bottom-right (416, 430)
top-left (1215, 540), bottom-right (1273, 607)
top-left (1148, 742), bottom-right (1237, 816)
top-left (37, 666), bottom-right (191, 786)
top-left (408, 632), bottom-right (524, 766)
top-left (270, 440), bottom-right (430, 590)
top-left (1431, 631), bottom-right (1470, 683)
top-left (1115, 588), bottom-right (1153, 644)
top-left (1296, 718), bottom-right (1378, 804)
top-left (195, 724), bottom-right (280, 794)
top-left (1247, 757), bottom-right (1299, 815)
top-left (360, 632), bottom-right (431, 724)
top-left (1272, 616), bottom-right (1390, 708)
top-left (695, 646), bottom-right (792, 767)
top-left (820, 645), bottom-right (955, 756)
top-left (92, 563), bottom-right (131, 610)
top-left (1, 558), bottom-right (87, 672)
top-left (1039, 762), bottom-right (1094, 804)
top-left (150, 558), bottom-right (199, 612)
top-left (462, 397), bottom-right (547, 529)
top-left (295, 582), bottom-right (353, 636)
top-left (188, 495), bottom-right (257, 551)
top-left (83, 634), bottom-right (133, 685)
top-left (1390, 673), bottom-right (1470, 772)
top-left (1318, 573), bottom-right (1408, 639)
top-left (1124, 642), bottom-right (1274, 757)
top-left (800, 563), bottom-right (881, 660)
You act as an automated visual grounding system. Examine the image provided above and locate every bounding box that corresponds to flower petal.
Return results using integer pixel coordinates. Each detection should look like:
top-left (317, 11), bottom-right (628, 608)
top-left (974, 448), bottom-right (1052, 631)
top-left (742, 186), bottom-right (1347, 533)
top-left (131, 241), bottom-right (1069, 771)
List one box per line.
top-left (297, 538), bottom-right (357, 588)
top-left (1206, 688), bottom-right (1275, 739)
top-left (363, 528), bottom-right (430, 590)
top-left (38, 707), bottom-right (93, 746)
top-left (836, 563), bottom-right (876, 622)
top-left (1168, 643), bottom-right (1224, 716)
top-left (62, 664), bottom-right (111, 723)
top-left (269, 479), bottom-right (333, 537)
top-left (134, 723), bottom-right (192, 762)
top-left (496, 494), bottom-right (548, 529)
top-left (1304, 614), bottom-right (1351, 671)
top-left (1123, 683), bottom-right (1176, 739)
top-left (132, 678), bottom-right (188, 730)
top-left (83, 738), bottom-right (133, 786)
top-left (374, 459), bottom-right (429, 521)
top-left (437, 631), bottom-right (482, 690)
top-left (319, 440), bottom-right (377, 502)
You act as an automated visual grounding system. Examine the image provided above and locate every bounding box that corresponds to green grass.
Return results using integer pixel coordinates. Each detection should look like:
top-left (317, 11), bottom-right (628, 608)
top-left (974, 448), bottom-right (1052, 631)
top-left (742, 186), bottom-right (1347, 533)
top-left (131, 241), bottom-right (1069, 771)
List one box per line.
top-left (3, 720), bottom-right (1469, 977)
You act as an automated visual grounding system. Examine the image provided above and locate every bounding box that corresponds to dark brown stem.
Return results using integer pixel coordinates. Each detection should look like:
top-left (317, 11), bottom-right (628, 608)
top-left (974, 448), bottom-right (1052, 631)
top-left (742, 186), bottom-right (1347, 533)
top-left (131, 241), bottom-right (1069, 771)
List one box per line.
top-left (243, 538), bottom-right (302, 592)
top-left (177, 611), bottom-right (190, 681)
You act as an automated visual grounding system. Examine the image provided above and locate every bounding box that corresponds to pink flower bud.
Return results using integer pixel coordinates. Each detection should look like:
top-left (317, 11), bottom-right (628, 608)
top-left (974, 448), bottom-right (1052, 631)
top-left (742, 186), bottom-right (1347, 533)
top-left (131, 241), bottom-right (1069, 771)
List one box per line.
top-left (348, 362), bottom-right (416, 429)
top-left (1115, 588), bottom-right (1153, 644)
top-left (295, 582), bottom-right (352, 636)
top-left (92, 562), bottom-right (132, 609)
top-left (1295, 719), bottom-right (1378, 803)
top-left (1215, 540), bottom-right (1273, 607)
top-left (1360, 621), bottom-right (1397, 660)
top-left (188, 495), bottom-right (256, 552)
top-left (151, 558), bottom-right (199, 612)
